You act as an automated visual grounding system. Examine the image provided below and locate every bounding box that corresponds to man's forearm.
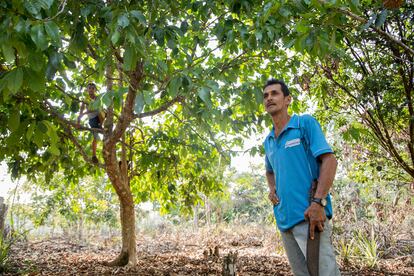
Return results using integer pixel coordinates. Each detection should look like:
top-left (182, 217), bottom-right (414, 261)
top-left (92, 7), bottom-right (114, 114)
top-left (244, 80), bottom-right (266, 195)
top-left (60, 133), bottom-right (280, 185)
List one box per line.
top-left (314, 153), bottom-right (337, 199)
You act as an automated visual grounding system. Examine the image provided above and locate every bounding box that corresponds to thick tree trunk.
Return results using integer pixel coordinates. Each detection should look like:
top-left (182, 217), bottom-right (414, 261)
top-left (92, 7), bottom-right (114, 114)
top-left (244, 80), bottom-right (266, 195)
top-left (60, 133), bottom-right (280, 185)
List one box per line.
top-left (106, 185), bottom-right (136, 266)
top-left (0, 197), bottom-right (7, 237)
top-left (102, 60), bottom-right (143, 267)
top-left (103, 144), bottom-right (137, 266)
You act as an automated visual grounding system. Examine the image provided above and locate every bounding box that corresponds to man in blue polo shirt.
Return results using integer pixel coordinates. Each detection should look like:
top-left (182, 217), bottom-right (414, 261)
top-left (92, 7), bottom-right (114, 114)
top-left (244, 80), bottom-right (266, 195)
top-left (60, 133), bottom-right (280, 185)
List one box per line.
top-left (263, 79), bottom-right (340, 276)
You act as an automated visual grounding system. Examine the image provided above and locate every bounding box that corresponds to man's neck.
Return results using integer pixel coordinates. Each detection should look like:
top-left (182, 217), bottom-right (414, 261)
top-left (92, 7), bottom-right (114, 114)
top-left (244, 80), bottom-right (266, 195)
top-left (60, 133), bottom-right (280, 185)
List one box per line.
top-left (271, 112), bottom-right (291, 135)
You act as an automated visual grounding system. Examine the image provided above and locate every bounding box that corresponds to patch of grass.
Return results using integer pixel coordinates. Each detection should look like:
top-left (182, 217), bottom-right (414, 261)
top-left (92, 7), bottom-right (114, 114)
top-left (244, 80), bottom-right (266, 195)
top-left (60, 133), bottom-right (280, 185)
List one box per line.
top-left (0, 234), bottom-right (12, 273)
top-left (354, 227), bottom-right (380, 268)
top-left (337, 237), bottom-right (354, 265)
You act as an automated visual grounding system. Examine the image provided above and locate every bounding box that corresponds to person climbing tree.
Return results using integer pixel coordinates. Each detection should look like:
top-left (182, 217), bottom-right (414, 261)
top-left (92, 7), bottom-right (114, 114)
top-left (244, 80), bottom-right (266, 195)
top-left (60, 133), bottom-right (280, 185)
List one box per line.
top-left (77, 83), bottom-right (105, 164)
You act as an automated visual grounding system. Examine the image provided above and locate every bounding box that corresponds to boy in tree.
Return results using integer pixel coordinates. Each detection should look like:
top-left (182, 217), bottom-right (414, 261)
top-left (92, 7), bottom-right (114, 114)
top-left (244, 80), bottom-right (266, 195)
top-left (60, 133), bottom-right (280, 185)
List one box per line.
top-left (77, 83), bottom-right (104, 164)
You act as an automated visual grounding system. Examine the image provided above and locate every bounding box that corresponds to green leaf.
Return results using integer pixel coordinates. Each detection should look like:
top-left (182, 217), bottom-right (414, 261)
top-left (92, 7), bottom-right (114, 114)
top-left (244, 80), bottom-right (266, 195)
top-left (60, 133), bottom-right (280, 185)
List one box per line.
top-left (284, 38), bottom-right (296, 49)
top-left (101, 91), bottom-right (113, 107)
top-left (2, 44), bottom-right (15, 63)
top-left (8, 110), bottom-right (20, 131)
top-left (48, 51), bottom-right (62, 68)
top-left (117, 14), bottom-right (130, 28)
top-left (24, 1), bottom-right (40, 15)
top-left (33, 128), bottom-right (44, 148)
top-left (45, 62), bottom-right (58, 80)
top-left (254, 87), bottom-right (263, 104)
top-left (123, 44), bottom-right (137, 71)
top-left (48, 145), bottom-right (60, 156)
top-left (168, 77), bottom-right (181, 97)
top-left (81, 6), bottom-right (92, 17)
top-left (90, 98), bottom-right (100, 111)
top-left (38, 0), bottom-right (53, 9)
top-left (111, 30), bottom-right (121, 44)
top-left (130, 10), bottom-right (147, 25)
top-left (45, 21), bottom-right (61, 45)
top-left (143, 90), bottom-right (154, 105)
top-left (26, 123), bottom-right (36, 141)
top-left (63, 56), bottom-right (76, 69)
top-left (198, 87), bottom-right (212, 108)
top-left (180, 21), bottom-right (189, 34)
top-left (24, 69), bottom-right (45, 92)
top-left (375, 10), bottom-right (388, 27)
top-left (134, 93), bottom-right (145, 114)
top-left (48, 144), bottom-right (60, 156)
top-left (7, 68), bottom-right (23, 94)
top-left (30, 24), bottom-right (48, 51)
top-left (157, 61), bottom-right (168, 73)
top-left (255, 31), bottom-right (263, 41)
top-left (43, 121), bottom-right (59, 144)
top-left (167, 39), bottom-right (176, 50)
top-left (38, 121), bottom-right (48, 133)
top-left (28, 51), bottom-right (45, 72)
top-left (181, 75), bottom-right (192, 88)
top-left (154, 28), bottom-right (165, 46)
top-left (349, 0), bottom-right (360, 13)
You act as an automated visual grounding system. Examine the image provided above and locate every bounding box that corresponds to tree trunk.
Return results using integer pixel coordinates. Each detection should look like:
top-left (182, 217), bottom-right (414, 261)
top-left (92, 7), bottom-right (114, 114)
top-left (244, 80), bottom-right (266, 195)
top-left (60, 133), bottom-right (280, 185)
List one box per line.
top-left (103, 141), bottom-right (137, 266)
top-left (193, 204), bottom-right (199, 230)
top-left (105, 177), bottom-right (136, 266)
top-left (102, 59), bottom-right (142, 267)
top-left (0, 197), bottom-right (7, 237)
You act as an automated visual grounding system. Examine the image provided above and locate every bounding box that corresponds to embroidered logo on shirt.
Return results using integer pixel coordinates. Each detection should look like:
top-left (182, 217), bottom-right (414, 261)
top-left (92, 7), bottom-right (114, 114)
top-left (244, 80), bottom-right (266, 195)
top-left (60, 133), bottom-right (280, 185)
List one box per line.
top-left (285, 138), bottom-right (301, 148)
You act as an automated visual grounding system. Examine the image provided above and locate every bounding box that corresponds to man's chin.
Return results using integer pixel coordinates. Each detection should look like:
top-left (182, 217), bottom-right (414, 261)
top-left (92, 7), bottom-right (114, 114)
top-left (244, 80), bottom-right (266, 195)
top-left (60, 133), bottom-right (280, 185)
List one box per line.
top-left (266, 109), bottom-right (279, 116)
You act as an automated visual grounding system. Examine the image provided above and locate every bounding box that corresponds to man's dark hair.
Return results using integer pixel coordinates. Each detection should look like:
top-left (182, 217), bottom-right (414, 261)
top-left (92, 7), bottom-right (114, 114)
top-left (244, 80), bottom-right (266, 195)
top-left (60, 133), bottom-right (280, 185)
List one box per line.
top-left (87, 82), bottom-right (96, 88)
top-left (263, 78), bottom-right (290, 96)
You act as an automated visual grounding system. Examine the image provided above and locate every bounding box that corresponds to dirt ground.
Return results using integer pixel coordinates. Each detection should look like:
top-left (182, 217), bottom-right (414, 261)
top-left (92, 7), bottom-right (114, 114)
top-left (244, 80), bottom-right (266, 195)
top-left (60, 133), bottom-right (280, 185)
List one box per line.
top-left (5, 225), bottom-right (414, 275)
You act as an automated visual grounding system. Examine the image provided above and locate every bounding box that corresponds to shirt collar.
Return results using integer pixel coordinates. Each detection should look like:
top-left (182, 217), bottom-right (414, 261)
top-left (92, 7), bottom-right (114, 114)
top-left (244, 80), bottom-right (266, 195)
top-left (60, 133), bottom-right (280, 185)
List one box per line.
top-left (266, 114), bottom-right (299, 139)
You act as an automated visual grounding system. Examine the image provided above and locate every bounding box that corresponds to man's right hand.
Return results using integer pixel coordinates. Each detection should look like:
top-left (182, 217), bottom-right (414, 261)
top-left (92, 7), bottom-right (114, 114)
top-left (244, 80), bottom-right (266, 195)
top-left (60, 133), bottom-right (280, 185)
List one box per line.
top-left (268, 191), bottom-right (279, 205)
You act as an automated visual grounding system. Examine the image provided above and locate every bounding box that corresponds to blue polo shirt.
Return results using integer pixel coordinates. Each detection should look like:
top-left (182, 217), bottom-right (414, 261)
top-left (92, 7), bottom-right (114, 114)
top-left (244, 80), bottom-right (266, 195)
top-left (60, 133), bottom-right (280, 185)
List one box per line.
top-left (264, 114), bottom-right (334, 232)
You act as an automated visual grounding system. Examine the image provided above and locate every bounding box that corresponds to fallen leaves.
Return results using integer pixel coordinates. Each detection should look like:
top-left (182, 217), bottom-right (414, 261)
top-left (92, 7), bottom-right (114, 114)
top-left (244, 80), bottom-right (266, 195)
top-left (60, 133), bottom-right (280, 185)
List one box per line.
top-left (4, 224), bottom-right (414, 275)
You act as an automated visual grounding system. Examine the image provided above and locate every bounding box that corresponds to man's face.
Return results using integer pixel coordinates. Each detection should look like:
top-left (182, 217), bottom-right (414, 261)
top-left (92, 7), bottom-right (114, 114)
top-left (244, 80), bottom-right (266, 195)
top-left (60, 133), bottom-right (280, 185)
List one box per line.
top-left (87, 84), bottom-right (96, 97)
top-left (263, 84), bottom-right (291, 115)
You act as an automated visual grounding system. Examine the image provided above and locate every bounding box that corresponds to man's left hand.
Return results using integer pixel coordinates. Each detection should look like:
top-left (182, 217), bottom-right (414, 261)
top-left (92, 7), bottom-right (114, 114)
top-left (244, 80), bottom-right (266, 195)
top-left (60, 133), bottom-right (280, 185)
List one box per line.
top-left (304, 203), bottom-right (326, 240)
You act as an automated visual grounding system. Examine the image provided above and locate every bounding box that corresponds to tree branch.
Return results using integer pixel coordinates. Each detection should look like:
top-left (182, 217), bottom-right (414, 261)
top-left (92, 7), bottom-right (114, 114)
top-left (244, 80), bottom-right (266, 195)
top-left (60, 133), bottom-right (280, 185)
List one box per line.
top-left (62, 125), bottom-right (105, 168)
top-left (42, 100), bottom-right (103, 133)
top-left (134, 96), bottom-right (184, 119)
top-left (336, 6), bottom-right (414, 56)
top-left (107, 62), bottom-right (144, 147)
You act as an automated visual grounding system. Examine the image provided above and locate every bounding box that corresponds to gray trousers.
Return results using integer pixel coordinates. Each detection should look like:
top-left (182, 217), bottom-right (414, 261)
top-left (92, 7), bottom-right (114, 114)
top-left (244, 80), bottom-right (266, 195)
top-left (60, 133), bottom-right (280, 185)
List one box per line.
top-left (280, 220), bottom-right (341, 276)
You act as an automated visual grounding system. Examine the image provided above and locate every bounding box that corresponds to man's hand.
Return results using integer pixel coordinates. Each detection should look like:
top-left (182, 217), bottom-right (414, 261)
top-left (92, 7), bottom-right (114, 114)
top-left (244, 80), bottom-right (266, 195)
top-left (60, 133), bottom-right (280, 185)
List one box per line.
top-left (304, 203), bottom-right (326, 240)
top-left (268, 191), bottom-right (279, 206)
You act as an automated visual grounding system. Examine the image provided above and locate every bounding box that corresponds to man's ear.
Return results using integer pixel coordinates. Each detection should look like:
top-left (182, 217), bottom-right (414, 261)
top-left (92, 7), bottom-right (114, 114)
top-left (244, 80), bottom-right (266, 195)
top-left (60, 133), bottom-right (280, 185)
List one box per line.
top-left (285, 95), bottom-right (292, 106)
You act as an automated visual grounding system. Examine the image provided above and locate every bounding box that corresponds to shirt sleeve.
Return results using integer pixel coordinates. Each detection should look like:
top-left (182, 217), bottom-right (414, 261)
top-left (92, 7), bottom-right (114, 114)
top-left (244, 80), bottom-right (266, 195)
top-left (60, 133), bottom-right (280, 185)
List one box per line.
top-left (303, 115), bottom-right (333, 158)
top-left (265, 155), bottom-right (274, 173)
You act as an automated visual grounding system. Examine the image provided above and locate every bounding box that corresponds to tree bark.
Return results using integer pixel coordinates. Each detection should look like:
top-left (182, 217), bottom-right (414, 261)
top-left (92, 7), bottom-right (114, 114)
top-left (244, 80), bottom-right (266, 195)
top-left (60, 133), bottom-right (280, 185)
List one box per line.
top-left (0, 197), bottom-right (7, 237)
top-left (106, 183), bottom-right (136, 266)
top-left (102, 61), bottom-right (138, 266)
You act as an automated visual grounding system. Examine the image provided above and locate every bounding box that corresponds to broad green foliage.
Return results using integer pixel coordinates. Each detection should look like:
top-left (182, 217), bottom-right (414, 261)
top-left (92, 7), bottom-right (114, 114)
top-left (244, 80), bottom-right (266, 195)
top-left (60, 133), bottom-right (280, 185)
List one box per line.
top-left (0, 0), bottom-right (287, 214)
top-left (1, 0), bottom-right (412, 222)
top-left (241, 0), bottom-right (413, 180)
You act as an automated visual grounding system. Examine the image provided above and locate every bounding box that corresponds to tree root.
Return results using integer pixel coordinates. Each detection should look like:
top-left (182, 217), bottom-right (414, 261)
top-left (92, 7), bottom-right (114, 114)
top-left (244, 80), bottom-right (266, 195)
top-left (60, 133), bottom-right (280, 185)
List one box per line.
top-left (103, 251), bottom-right (129, 267)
